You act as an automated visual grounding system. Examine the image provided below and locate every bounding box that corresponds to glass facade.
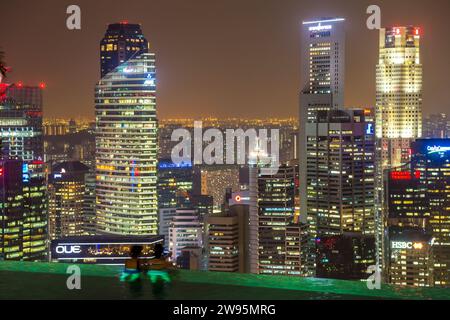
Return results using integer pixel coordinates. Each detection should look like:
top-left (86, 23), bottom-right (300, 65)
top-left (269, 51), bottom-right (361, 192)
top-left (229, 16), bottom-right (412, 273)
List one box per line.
top-left (0, 84), bottom-right (47, 261)
top-left (95, 52), bottom-right (158, 235)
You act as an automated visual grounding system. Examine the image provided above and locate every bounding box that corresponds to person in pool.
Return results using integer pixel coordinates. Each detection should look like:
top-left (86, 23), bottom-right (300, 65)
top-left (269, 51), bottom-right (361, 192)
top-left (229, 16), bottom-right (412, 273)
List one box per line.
top-left (147, 243), bottom-right (174, 283)
top-left (120, 245), bottom-right (146, 282)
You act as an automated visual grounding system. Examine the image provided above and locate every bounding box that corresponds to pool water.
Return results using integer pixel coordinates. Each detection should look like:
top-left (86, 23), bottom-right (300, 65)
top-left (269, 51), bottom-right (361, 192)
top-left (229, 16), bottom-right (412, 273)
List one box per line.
top-left (0, 261), bottom-right (449, 300)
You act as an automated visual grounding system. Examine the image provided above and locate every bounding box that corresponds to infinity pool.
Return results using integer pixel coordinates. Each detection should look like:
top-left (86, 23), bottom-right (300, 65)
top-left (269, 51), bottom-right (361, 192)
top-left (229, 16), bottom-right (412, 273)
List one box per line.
top-left (0, 261), bottom-right (449, 300)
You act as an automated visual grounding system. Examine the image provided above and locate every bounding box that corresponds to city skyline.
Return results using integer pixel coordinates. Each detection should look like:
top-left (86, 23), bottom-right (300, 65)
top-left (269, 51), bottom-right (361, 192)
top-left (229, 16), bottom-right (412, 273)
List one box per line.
top-left (1, 0), bottom-right (450, 302)
top-left (1, 0), bottom-right (449, 119)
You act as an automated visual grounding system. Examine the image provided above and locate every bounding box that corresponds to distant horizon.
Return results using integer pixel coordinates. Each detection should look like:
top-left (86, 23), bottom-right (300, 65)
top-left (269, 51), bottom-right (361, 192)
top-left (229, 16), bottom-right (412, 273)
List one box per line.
top-left (2, 0), bottom-right (449, 118)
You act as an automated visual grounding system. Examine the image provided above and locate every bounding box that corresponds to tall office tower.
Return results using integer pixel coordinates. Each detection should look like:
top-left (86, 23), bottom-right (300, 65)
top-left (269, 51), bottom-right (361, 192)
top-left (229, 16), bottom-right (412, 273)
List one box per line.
top-left (299, 17), bottom-right (346, 253)
top-left (412, 139), bottom-right (450, 287)
top-left (304, 108), bottom-right (376, 276)
top-left (375, 27), bottom-right (423, 268)
top-left (385, 139), bottom-right (450, 287)
top-left (0, 83), bottom-right (47, 261)
top-left (100, 22), bottom-right (149, 78)
top-left (48, 161), bottom-right (90, 240)
top-left (0, 159), bottom-right (24, 260)
top-left (157, 159), bottom-right (193, 209)
top-left (206, 214), bottom-right (241, 273)
top-left (95, 23), bottom-right (158, 236)
top-left (206, 192), bottom-right (252, 273)
top-left (385, 169), bottom-right (434, 287)
top-left (257, 162), bottom-right (305, 276)
top-left (168, 209), bottom-right (203, 259)
top-left (388, 230), bottom-right (433, 287)
top-left (376, 26), bottom-right (423, 141)
top-left (423, 113), bottom-right (449, 139)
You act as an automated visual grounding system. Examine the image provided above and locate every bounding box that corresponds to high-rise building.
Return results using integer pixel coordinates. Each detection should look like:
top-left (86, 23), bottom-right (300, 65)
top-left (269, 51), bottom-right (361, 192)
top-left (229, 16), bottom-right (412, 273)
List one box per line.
top-left (206, 212), bottom-right (251, 273)
top-left (257, 162), bottom-right (305, 276)
top-left (95, 23), bottom-right (158, 236)
top-left (303, 108), bottom-right (376, 275)
top-left (423, 113), bottom-right (449, 139)
top-left (385, 139), bottom-right (450, 287)
top-left (100, 22), bottom-right (149, 78)
top-left (0, 159), bottom-right (24, 260)
top-left (299, 17), bottom-right (346, 248)
top-left (412, 139), bottom-right (450, 287)
top-left (387, 228), bottom-right (434, 287)
top-left (206, 214), bottom-right (240, 272)
top-left (0, 83), bottom-right (47, 261)
top-left (157, 159), bottom-right (193, 209)
top-left (168, 209), bottom-right (203, 260)
top-left (375, 27), bottom-right (423, 268)
top-left (376, 26), bottom-right (423, 140)
top-left (48, 161), bottom-right (90, 240)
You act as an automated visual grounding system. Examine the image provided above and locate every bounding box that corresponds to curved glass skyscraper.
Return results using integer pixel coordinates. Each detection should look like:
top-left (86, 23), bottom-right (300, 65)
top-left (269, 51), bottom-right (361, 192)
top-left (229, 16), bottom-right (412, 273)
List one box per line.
top-left (95, 49), bottom-right (158, 235)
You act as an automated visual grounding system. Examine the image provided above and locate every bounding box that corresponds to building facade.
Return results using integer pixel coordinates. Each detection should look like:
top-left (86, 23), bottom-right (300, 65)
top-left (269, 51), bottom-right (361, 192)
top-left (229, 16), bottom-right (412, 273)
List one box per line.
top-left (0, 83), bottom-right (47, 261)
top-left (385, 139), bottom-right (450, 287)
top-left (257, 162), bottom-right (304, 275)
top-left (375, 26), bottom-right (423, 268)
top-left (100, 22), bottom-right (149, 78)
top-left (95, 26), bottom-right (158, 235)
top-left (168, 209), bottom-right (203, 259)
top-left (48, 161), bottom-right (90, 240)
top-left (304, 108), bottom-right (376, 275)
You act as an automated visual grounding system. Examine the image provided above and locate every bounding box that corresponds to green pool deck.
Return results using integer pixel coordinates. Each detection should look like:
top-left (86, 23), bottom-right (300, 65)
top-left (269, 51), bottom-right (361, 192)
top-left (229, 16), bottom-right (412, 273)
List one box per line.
top-left (0, 261), bottom-right (449, 300)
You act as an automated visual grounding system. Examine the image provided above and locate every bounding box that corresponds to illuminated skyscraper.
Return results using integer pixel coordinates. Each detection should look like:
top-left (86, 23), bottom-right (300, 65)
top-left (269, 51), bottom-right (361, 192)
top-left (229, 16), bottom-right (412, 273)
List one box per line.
top-left (157, 159), bottom-right (193, 209)
top-left (299, 17), bottom-right (346, 228)
top-left (385, 139), bottom-right (450, 287)
top-left (376, 26), bottom-right (422, 140)
top-left (100, 22), bottom-right (149, 78)
top-left (257, 162), bottom-right (305, 276)
top-left (0, 159), bottom-right (24, 260)
top-left (0, 83), bottom-right (47, 261)
top-left (304, 108), bottom-right (376, 276)
top-left (95, 24), bottom-right (158, 235)
top-left (168, 209), bottom-right (203, 260)
top-left (48, 161), bottom-right (90, 240)
top-left (375, 26), bottom-right (423, 269)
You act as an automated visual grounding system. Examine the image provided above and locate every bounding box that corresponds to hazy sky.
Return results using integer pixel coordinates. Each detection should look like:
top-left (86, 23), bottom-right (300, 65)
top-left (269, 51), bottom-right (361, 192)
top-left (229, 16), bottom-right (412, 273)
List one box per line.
top-left (1, 0), bottom-right (449, 119)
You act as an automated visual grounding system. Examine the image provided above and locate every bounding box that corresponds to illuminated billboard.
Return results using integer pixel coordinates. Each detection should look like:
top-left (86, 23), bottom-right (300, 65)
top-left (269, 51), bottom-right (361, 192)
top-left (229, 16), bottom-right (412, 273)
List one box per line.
top-left (51, 236), bottom-right (164, 265)
top-left (413, 139), bottom-right (450, 160)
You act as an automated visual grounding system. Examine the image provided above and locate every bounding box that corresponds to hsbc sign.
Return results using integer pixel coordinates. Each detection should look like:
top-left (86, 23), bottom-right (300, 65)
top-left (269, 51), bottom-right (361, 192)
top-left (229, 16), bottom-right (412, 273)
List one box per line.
top-left (391, 241), bottom-right (424, 250)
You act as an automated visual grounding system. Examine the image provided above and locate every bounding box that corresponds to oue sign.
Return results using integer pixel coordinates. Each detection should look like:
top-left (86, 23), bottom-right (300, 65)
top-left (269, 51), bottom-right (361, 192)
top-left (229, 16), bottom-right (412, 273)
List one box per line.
top-left (56, 245), bottom-right (82, 254)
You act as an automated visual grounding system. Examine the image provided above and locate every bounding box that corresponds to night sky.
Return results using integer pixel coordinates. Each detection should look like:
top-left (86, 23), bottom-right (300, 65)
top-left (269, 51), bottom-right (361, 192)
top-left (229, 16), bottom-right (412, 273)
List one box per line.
top-left (1, 0), bottom-right (449, 119)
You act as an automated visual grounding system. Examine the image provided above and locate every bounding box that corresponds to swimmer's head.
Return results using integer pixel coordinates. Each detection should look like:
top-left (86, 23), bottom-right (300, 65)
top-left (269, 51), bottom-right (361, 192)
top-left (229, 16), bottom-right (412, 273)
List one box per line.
top-left (154, 243), bottom-right (164, 259)
top-left (130, 245), bottom-right (143, 258)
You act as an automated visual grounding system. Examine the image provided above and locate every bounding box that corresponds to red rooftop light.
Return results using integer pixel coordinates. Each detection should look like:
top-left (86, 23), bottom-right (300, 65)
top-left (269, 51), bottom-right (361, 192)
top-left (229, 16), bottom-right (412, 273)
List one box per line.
top-left (39, 82), bottom-right (46, 89)
top-left (17, 81), bottom-right (23, 88)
